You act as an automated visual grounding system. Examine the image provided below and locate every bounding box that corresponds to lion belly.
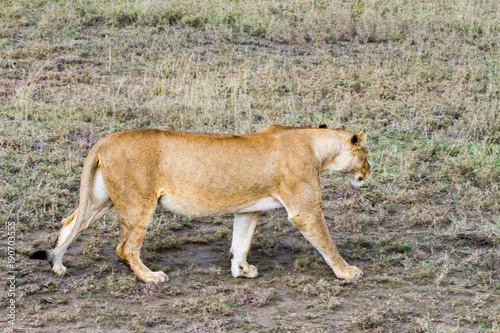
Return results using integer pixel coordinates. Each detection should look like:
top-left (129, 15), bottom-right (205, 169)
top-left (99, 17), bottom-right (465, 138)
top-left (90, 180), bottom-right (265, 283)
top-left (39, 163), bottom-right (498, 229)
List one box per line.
top-left (158, 193), bottom-right (282, 217)
top-left (233, 196), bottom-right (283, 213)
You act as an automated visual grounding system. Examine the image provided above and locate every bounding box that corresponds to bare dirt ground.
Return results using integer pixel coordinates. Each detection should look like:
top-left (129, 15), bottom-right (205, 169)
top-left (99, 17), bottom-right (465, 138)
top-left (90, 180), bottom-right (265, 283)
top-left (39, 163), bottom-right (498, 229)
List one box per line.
top-left (4, 182), bottom-right (499, 332)
top-left (1, 0), bottom-right (499, 332)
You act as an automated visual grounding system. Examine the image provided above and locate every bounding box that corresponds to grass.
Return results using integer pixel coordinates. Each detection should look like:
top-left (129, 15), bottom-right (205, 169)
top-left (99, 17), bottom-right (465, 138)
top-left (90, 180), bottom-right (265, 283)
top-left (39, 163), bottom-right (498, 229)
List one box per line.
top-left (1, 0), bottom-right (499, 331)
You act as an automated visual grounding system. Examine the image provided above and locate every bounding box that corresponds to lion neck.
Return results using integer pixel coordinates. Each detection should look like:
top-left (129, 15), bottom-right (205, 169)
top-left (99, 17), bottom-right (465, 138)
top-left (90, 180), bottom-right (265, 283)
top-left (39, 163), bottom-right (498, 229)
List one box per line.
top-left (311, 129), bottom-right (351, 172)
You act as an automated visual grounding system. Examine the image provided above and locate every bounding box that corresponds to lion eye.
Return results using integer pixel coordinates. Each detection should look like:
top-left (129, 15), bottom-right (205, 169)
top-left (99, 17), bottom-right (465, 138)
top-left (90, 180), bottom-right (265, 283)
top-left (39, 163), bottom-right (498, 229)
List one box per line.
top-left (357, 176), bottom-right (363, 182)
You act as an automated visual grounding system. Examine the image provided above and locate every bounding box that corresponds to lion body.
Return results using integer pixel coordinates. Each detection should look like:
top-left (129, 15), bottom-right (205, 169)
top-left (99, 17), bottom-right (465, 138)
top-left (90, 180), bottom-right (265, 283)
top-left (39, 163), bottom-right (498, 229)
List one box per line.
top-left (31, 125), bottom-right (370, 282)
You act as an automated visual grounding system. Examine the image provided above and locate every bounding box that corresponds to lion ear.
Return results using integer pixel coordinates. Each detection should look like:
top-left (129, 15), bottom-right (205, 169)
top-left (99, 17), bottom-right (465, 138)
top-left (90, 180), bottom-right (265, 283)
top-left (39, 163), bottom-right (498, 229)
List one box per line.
top-left (357, 131), bottom-right (367, 144)
top-left (318, 122), bottom-right (329, 129)
top-left (350, 132), bottom-right (367, 146)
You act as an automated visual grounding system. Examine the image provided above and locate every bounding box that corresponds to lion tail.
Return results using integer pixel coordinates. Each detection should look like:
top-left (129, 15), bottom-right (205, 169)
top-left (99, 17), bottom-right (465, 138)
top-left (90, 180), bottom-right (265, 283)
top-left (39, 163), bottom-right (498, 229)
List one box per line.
top-left (29, 141), bottom-right (103, 263)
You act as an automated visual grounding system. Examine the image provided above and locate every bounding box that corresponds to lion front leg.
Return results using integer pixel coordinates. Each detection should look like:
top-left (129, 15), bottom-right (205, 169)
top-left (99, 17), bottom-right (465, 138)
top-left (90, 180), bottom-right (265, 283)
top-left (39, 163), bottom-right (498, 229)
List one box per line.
top-left (230, 212), bottom-right (260, 278)
top-left (289, 209), bottom-right (362, 281)
top-left (278, 180), bottom-right (363, 281)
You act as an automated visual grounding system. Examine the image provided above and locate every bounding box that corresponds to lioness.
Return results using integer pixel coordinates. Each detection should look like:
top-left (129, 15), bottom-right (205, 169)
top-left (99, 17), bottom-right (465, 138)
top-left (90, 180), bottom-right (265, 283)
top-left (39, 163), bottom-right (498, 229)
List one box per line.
top-left (30, 124), bottom-right (370, 282)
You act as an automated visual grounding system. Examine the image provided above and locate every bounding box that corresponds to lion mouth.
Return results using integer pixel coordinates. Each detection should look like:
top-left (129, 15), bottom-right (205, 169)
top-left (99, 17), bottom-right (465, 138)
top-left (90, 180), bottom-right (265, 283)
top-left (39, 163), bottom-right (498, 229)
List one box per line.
top-left (349, 179), bottom-right (364, 188)
top-left (347, 172), bottom-right (365, 188)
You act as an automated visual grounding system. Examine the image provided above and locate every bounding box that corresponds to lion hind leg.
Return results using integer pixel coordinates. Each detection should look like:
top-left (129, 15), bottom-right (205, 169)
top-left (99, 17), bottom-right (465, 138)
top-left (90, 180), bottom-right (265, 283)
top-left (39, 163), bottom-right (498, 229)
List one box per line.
top-left (50, 209), bottom-right (78, 275)
top-left (230, 212), bottom-right (260, 278)
top-left (50, 200), bottom-right (114, 275)
top-left (117, 207), bottom-right (168, 283)
top-left (30, 210), bottom-right (80, 275)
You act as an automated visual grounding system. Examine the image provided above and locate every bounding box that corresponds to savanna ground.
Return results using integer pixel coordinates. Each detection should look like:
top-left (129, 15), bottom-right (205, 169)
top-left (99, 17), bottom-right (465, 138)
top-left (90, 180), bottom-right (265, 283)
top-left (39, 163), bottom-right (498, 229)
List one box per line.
top-left (1, 0), bottom-right (499, 331)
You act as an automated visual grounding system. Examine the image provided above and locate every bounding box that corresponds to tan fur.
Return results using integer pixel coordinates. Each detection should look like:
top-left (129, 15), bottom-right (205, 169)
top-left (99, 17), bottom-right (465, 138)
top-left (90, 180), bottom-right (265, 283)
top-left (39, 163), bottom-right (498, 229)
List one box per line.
top-left (46, 124), bottom-right (370, 282)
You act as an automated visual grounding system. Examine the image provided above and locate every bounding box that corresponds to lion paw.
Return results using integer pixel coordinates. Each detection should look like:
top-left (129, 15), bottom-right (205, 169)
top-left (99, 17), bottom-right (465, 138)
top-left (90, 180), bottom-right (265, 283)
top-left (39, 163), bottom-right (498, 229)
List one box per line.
top-left (52, 262), bottom-right (67, 276)
top-left (142, 271), bottom-right (169, 283)
top-left (242, 265), bottom-right (259, 278)
top-left (335, 265), bottom-right (363, 281)
top-left (232, 264), bottom-right (259, 278)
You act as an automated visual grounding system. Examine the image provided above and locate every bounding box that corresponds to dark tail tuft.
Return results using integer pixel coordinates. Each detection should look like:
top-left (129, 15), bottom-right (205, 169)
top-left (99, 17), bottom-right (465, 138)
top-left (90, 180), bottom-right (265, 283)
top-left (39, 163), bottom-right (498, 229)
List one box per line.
top-left (29, 250), bottom-right (53, 260)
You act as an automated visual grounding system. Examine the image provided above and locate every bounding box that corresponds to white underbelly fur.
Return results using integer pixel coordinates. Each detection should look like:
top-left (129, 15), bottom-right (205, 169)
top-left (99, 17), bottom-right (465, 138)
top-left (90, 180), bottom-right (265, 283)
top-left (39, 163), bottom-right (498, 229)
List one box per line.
top-left (234, 196), bottom-right (283, 213)
top-left (159, 194), bottom-right (283, 217)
